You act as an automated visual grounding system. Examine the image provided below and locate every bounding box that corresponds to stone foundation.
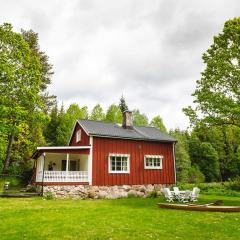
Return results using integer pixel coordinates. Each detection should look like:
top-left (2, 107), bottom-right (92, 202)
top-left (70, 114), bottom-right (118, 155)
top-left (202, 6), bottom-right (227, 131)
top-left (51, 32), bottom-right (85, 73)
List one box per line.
top-left (40, 184), bottom-right (166, 199)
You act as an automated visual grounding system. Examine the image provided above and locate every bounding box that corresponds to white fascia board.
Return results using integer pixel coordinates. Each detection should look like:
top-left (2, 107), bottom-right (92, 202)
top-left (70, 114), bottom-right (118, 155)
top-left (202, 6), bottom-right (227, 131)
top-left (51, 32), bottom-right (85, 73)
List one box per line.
top-left (37, 146), bottom-right (91, 150)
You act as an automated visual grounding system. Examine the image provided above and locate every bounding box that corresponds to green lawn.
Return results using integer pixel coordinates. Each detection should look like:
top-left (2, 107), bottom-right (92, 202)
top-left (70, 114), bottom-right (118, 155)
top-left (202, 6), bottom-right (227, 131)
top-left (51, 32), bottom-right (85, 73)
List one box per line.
top-left (0, 195), bottom-right (240, 240)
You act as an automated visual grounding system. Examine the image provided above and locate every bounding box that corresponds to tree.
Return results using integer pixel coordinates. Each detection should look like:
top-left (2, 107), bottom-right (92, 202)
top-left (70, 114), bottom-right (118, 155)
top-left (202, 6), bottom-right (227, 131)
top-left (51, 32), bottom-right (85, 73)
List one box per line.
top-left (150, 116), bottom-right (167, 133)
top-left (56, 104), bottom-right (88, 145)
top-left (188, 134), bottom-right (220, 182)
top-left (0, 23), bottom-right (43, 173)
top-left (198, 142), bottom-right (220, 182)
top-left (21, 29), bottom-right (56, 113)
top-left (190, 125), bottom-right (240, 181)
top-left (105, 104), bottom-right (122, 123)
top-left (44, 104), bottom-right (59, 145)
top-left (119, 95), bottom-right (128, 113)
top-left (90, 104), bottom-right (105, 121)
top-left (170, 129), bottom-right (191, 183)
top-left (183, 18), bottom-right (240, 127)
top-left (133, 109), bottom-right (148, 126)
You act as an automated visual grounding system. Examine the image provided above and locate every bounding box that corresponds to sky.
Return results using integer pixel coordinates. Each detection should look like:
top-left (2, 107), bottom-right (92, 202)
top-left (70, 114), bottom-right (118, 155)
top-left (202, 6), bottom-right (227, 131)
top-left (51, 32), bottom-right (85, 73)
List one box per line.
top-left (0, 0), bottom-right (239, 130)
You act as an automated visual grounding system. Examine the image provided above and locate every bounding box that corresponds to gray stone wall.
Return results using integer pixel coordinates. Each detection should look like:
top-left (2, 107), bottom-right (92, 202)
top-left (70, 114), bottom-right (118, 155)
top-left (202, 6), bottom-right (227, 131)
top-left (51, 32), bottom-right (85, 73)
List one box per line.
top-left (41, 184), bottom-right (166, 199)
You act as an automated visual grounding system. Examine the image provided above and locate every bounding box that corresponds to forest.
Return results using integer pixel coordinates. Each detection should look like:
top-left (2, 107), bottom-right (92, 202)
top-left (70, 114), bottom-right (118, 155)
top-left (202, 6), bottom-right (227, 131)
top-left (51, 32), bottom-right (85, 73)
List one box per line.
top-left (0, 18), bottom-right (240, 183)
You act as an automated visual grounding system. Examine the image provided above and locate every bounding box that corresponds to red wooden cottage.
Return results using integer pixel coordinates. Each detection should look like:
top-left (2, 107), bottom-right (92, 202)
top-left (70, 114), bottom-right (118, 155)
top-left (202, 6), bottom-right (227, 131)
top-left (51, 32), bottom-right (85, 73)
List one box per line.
top-left (32, 111), bottom-right (176, 194)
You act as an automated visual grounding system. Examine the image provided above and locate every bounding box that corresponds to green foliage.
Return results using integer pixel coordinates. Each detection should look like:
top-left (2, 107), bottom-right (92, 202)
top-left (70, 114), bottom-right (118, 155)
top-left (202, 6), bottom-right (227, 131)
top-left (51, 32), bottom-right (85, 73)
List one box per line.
top-left (133, 109), bottom-right (148, 126)
top-left (90, 104), bottom-right (105, 121)
top-left (188, 134), bottom-right (220, 182)
top-left (187, 165), bottom-right (205, 183)
top-left (21, 28), bottom-right (56, 112)
top-left (119, 95), bottom-right (128, 113)
top-left (170, 129), bottom-right (191, 183)
top-left (44, 191), bottom-right (54, 200)
top-left (183, 17), bottom-right (240, 127)
top-left (105, 104), bottom-right (122, 123)
top-left (0, 23), bottom-right (45, 173)
top-left (178, 182), bottom-right (240, 197)
top-left (150, 115), bottom-right (167, 132)
top-left (147, 190), bottom-right (159, 198)
top-left (56, 104), bottom-right (88, 145)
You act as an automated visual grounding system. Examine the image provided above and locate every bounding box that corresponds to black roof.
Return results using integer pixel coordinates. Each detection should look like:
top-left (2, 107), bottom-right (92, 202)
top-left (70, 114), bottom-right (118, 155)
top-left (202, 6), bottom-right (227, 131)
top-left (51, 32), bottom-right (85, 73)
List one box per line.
top-left (77, 119), bottom-right (176, 142)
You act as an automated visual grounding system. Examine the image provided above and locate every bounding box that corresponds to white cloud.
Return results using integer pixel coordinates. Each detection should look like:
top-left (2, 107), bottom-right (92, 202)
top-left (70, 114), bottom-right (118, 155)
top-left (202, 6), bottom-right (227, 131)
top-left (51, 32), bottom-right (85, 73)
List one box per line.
top-left (0, 0), bottom-right (239, 130)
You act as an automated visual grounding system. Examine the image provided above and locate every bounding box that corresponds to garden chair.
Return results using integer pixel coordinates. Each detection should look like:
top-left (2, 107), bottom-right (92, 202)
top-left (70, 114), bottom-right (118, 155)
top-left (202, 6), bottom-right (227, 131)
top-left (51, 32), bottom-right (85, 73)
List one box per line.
top-left (190, 187), bottom-right (200, 202)
top-left (179, 190), bottom-right (191, 203)
top-left (163, 188), bottom-right (174, 202)
top-left (173, 187), bottom-right (180, 196)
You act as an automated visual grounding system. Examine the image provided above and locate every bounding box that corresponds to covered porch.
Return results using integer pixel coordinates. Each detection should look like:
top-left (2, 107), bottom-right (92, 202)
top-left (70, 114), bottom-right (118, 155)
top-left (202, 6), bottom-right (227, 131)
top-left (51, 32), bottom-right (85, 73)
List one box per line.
top-left (33, 146), bottom-right (92, 184)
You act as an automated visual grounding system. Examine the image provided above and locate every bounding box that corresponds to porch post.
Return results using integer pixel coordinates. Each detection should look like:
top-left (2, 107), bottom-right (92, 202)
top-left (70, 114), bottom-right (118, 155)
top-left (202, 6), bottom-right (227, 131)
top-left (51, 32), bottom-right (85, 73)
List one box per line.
top-left (41, 152), bottom-right (46, 196)
top-left (66, 153), bottom-right (69, 181)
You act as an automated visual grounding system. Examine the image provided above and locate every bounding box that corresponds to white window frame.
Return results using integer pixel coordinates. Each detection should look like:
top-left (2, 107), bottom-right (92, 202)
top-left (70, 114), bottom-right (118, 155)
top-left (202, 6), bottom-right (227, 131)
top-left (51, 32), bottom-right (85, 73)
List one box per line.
top-left (76, 130), bottom-right (81, 142)
top-left (144, 155), bottom-right (163, 169)
top-left (108, 153), bottom-right (130, 174)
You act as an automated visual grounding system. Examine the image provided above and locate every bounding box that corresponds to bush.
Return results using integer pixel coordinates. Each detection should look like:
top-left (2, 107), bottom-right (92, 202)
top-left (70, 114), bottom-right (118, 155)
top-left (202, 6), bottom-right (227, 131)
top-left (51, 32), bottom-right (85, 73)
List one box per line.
top-left (225, 177), bottom-right (240, 191)
top-left (44, 191), bottom-right (54, 200)
top-left (187, 165), bottom-right (205, 183)
top-left (0, 176), bottom-right (22, 192)
top-left (147, 190), bottom-right (159, 198)
top-left (178, 182), bottom-right (240, 197)
top-left (127, 192), bottom-right (138, 198)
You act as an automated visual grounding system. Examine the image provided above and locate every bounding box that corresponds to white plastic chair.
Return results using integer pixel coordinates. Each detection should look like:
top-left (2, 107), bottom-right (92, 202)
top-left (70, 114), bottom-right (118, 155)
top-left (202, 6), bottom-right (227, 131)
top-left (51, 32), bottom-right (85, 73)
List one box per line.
top-left (163, 188), bottom-right (174, 202)
top-left (173, 187), bottom-right (180, 196)
top-left (179, 190), bottom-right (191, 203)
top-left (190, 187), bottom-right (200, 202)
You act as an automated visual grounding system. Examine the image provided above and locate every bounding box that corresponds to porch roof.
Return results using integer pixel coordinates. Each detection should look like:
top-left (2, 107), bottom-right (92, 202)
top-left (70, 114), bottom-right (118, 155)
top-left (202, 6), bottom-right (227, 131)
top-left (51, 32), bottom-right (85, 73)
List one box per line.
top-left (32, 146), bottom-right (91, 159)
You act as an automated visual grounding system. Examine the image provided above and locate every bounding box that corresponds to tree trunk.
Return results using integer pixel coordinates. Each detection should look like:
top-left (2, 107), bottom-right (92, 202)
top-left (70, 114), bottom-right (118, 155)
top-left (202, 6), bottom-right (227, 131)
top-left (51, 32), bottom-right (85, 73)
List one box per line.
top-left (3, 134), bottom-right (14, 173)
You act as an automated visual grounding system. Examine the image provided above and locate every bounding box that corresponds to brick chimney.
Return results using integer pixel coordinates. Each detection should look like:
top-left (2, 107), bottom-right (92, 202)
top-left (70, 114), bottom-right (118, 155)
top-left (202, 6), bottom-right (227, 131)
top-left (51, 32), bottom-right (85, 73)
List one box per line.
top-left (122, 110), bottom-right (133, 129)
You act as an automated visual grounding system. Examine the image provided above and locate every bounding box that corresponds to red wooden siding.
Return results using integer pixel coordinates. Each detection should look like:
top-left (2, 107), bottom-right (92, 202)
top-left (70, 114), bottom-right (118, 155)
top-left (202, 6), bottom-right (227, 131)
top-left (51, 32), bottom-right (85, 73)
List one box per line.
top-left (92, 137), bottom-right (175, 186)
top-left (69, 123), bottom-right (90, 146)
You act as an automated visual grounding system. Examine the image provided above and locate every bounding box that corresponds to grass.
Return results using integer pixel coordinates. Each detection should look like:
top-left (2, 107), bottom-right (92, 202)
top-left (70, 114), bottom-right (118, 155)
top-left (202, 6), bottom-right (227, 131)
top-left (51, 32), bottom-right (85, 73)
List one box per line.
top-left (0, 195), bottom-right (240, 240)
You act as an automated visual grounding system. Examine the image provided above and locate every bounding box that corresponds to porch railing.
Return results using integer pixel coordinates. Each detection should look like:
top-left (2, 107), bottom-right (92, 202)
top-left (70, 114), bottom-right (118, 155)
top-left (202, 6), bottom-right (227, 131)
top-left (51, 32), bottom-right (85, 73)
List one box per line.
top-left (36, 171), bottom-right (88, 182)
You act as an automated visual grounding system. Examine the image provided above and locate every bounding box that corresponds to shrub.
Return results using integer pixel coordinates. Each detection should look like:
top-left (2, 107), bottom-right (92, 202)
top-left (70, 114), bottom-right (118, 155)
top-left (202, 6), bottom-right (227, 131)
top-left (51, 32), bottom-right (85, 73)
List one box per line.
top-left (127, 192), bottom-right (138, 198)
top-left (44, 191), bottom-right (54, 200)
top-left (147, 190), bottom-right (159, 198)
top-left (187, 165), bottom-right (205, 183)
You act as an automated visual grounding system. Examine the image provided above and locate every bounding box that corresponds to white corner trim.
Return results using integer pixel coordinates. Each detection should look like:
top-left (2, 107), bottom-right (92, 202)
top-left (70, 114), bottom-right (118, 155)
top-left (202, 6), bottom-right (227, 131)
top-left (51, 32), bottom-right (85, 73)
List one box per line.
top-left (88, 136), bottom-right (93, 185)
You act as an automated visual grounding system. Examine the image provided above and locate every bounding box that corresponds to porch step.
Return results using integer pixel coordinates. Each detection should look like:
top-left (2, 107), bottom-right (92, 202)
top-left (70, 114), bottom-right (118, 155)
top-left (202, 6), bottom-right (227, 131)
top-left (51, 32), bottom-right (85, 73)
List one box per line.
top-left (0, 193), bottom-right (40, 198)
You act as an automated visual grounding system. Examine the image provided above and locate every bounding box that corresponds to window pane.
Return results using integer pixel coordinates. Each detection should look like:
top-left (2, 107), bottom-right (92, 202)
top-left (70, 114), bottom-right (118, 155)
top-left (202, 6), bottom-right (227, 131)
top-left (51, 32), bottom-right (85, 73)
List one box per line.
top-left (111, 157), bottom-right (115, 171)
top-left (122, 159), bottom-right (127, 171)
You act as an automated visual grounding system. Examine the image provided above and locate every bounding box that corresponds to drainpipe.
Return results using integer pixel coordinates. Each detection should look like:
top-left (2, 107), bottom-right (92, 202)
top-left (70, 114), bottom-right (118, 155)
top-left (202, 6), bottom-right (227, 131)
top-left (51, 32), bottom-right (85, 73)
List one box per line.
top-left (41, 152), bottom-right (46, 196)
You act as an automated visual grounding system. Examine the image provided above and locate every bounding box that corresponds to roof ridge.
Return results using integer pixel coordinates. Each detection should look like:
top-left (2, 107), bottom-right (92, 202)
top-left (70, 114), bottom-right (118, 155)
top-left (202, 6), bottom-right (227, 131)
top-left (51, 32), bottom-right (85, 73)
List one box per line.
top-left (78, 119), bottom-right (116, 124)
top-left (133, 126), bottom-right (150, 139)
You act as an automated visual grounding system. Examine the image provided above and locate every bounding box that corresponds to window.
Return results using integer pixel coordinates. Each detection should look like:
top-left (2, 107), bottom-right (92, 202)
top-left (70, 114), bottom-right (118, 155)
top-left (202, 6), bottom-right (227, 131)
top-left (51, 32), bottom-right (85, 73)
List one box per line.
top-left (108, 154), bottom-right (130, 173)
top-left (61, 160), bottom-right (79, 171)
top-left (144, 155), bottom-right (163, 169)
top-left (76, 130), bottom-right (81, 142)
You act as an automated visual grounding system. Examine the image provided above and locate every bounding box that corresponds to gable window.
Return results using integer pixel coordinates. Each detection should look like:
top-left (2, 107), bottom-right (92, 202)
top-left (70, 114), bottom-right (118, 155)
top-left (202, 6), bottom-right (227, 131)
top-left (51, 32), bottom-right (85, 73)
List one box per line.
top-left (76, 130), bottom-right (81, 142)
top-left (108, 154), bottom-right (130, 173)
top-left (144, 155), bottom-right (163, 169)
